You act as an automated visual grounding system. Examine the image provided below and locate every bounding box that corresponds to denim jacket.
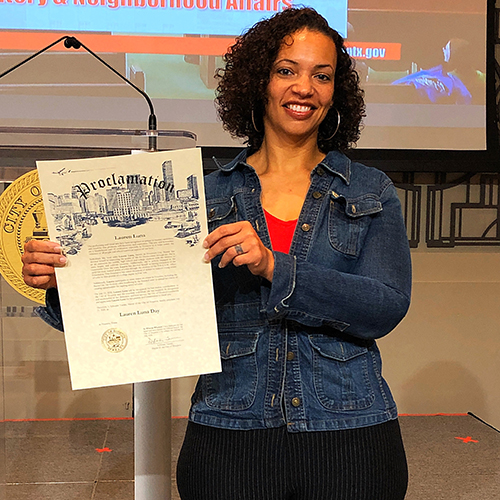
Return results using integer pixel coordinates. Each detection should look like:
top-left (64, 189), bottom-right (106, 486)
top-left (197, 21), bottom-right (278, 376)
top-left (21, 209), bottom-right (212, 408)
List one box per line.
top-left (189, 149), bottom-right (411, 432)
top-left (38, 149), bottom-right (411, 433)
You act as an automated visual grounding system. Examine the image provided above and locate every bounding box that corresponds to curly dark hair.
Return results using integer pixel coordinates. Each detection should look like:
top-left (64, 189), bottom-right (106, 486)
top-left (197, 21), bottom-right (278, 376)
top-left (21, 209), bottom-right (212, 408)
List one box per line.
top-left (215, 7), bottom-right (365, 153)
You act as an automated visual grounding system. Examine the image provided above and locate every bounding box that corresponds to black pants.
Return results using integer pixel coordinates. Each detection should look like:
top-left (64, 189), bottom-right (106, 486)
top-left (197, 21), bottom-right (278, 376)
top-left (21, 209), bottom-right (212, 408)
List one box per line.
top-left (176, 419), bottom-right (408, 500)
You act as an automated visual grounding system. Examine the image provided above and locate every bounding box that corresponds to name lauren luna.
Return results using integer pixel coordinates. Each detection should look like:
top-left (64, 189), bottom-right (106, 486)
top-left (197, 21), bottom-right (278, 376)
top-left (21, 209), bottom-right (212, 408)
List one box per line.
top-left (114, 234), bottom-right (146, 240)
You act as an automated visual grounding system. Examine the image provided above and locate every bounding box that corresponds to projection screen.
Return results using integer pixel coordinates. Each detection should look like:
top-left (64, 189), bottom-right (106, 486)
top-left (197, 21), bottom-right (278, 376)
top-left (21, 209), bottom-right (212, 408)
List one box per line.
top-left (0, 0), bottom-right (488, 150)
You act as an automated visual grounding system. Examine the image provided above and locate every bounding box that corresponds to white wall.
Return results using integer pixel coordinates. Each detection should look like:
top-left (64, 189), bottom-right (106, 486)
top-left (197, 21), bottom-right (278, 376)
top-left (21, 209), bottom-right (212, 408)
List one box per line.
top-left (379, 250), bottom-right (500, 429)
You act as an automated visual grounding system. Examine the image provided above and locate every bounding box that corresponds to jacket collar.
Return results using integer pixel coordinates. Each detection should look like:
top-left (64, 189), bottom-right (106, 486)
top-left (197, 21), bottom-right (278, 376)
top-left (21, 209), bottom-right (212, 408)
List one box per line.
top-left (215, 149), bottom-right (351, 185)
top-left (214, 149), bottom-right (249, 172)
top-left (319, 150), bottom-right (351, 185)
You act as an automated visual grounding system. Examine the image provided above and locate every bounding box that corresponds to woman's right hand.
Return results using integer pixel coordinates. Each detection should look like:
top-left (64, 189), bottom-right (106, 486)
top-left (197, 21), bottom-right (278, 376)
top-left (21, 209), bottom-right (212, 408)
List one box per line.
top-left (22, 240), bottom-right (67, 290)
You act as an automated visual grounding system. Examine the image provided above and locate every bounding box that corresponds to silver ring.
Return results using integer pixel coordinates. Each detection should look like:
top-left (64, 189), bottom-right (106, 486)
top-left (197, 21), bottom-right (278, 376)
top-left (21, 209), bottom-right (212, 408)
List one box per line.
top-left (234, 244), bottom-right (244, 255)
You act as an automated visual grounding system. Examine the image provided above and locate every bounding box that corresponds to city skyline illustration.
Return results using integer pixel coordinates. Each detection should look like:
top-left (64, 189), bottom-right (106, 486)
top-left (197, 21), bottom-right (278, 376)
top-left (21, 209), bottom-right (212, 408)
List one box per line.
top-left (46, 160), bottom-right (201, 255)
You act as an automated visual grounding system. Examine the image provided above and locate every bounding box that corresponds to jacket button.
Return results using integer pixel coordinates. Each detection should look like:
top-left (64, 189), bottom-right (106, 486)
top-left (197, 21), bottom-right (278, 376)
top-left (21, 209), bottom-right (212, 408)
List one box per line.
top-left (301, 223), bottom-right (310, 232)
top-left (287, 352), bottom-right (295, 361)
top-left (316, 167), bottom-right (325, 176)
top-left (312, 191), bottom-right (322, 199)
top-left (291, 397), bottom-right (301, 407)
top-left (208, 208), bottom-right (215, 218)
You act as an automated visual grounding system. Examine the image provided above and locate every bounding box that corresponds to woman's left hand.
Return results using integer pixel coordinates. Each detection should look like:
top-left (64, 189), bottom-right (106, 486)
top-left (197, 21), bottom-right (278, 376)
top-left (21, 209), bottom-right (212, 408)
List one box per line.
top-left (203, 221), bottom-right (274, 282)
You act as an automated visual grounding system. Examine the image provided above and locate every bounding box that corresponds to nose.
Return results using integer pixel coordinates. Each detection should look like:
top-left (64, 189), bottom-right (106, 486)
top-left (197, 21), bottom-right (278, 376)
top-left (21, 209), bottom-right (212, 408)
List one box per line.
top-left (292, 74), bottom-right (314, 97)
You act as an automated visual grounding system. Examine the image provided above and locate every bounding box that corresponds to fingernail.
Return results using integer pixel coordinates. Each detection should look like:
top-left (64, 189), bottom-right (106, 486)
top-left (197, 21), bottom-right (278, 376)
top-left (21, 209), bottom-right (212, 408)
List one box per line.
top-left (59, 255), bottom-right (67, 264)
top-left (203, 252), bottom-right (210, 263)
top-left (202, 240), bottom-right (209, 249)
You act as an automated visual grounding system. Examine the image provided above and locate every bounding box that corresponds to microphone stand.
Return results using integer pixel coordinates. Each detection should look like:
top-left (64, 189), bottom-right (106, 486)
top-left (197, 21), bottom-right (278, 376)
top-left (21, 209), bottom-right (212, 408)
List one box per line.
top-left (1, 37), bottom-right (171, 500)
top-left (0, 35), bottom-right (158, 151)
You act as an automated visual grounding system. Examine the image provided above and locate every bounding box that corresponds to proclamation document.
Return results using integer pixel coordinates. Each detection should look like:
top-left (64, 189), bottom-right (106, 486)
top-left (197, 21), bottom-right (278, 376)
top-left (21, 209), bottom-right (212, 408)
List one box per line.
top-left (37, 148), bottom-right (221, 390)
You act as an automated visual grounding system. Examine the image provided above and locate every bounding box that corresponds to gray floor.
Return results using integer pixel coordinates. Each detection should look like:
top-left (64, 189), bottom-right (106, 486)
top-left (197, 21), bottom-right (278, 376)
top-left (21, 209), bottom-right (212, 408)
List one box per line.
top-left (2, 415), bottom-right (499, 499)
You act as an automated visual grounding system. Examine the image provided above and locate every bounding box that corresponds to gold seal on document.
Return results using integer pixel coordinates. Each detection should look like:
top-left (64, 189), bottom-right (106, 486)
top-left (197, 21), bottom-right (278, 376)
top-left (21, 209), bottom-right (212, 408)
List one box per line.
top-left (101, 328), bottom-right (128, 353)
top-left (0, 170), bottom-right (47, 304)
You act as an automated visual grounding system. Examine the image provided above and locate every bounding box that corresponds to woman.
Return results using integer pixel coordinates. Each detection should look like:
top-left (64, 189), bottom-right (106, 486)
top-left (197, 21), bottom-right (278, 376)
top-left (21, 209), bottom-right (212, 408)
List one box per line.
top-left (22, 8), bottom-right (411, 500)
top-left (178, 7), bottom-right (411, 499)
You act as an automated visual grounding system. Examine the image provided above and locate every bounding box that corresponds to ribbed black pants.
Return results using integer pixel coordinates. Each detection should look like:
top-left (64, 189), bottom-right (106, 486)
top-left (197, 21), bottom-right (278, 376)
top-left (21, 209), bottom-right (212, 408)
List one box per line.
top-left (176, 419), bottom-right (408, 500)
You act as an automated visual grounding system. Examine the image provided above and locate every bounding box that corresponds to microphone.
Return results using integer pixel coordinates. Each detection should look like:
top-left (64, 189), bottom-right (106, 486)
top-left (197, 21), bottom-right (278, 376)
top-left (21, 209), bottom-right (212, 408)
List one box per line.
top-left (0, 35), bottom-right (158, 151)
top-left (63, 36), bottom-right (81, 49)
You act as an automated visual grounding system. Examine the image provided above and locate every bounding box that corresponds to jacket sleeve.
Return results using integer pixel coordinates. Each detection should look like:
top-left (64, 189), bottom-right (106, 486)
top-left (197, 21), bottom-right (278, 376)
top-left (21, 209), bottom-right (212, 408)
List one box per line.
top-left (35, 287), bottom-right (64, 332)
top-left (265, 182), bottom-right (411, 340)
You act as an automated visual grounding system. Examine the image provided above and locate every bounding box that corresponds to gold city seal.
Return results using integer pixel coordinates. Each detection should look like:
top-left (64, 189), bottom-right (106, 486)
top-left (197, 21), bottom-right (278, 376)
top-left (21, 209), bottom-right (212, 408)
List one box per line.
top-left (0, 170), bottom-right (47, 304)
top-left (101, 328), bottom-right (128, 353)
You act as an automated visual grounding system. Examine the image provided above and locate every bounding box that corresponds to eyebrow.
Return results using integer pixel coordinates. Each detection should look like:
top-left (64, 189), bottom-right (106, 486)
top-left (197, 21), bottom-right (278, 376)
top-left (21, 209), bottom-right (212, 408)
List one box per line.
top-left (274, 58), bottom-right (334, 70)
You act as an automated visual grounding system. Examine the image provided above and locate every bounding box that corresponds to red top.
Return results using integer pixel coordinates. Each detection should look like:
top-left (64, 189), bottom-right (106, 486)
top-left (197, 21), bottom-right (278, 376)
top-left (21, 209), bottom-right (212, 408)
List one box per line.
top-left (264, 209), bottom-right (298, 254)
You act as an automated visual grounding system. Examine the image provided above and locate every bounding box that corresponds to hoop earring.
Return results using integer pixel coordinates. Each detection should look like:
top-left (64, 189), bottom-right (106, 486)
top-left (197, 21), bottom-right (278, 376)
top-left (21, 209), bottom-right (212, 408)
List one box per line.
top-left (323, 108), bottom-right (340, 141)
top-left (251, 108), bottom-right (261, 133)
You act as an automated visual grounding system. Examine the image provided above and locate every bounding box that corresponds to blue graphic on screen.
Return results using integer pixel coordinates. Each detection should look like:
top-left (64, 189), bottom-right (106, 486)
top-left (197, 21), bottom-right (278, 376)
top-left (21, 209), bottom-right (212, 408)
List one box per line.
top-left (0, 0), bottom-right (347, 37)
top-left (392, 66), bottom-right (472, 105)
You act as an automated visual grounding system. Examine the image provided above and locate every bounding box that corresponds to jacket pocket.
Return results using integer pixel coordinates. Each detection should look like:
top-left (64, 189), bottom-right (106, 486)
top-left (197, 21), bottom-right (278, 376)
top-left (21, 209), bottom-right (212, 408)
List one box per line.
top-left (207, 196), bottom-right (237, 230)
top-left (203, 331), bottom-right (259, 411)
top-left (309, 334), bottom-right (375, 411)
top-left (328, 192), bottom-right (382, 257)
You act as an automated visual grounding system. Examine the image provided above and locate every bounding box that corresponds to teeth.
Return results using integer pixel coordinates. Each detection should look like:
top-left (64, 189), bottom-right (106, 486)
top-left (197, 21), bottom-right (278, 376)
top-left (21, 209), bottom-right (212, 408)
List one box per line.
top-left (288, 104), bottom-right (311, 112)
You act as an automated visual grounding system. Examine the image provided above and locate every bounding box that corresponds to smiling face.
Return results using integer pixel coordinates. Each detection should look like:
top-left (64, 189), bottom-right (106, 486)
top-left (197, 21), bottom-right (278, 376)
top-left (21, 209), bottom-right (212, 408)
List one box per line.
top-left (263, 28), bottom-right (337, 145)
